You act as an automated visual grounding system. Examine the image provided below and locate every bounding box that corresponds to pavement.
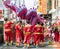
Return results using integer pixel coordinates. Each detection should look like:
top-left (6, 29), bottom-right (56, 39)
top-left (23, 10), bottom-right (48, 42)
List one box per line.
top-left (0, 42), bottom-right (58, 49)
top-left (0, 45), bottom-right (56, 49)
top-left (52, 42), bottom-right (60, 49)
top-left (0, 39), bottom-right (60, 49)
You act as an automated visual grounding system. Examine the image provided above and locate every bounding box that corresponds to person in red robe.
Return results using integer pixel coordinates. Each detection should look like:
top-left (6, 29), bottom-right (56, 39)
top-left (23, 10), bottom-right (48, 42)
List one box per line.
top-left (15, 21), bottom-right (22, 46)
top-left (4, 18), bottom-right (13, 46)
top-left (23, 21), bottom-right (32, 48)
top-left (33, 22), bottom-right (44, 47)
top-left (52, 23), bottom-right (59, 42)
top-left (54, 28), bottom-right (59, 42)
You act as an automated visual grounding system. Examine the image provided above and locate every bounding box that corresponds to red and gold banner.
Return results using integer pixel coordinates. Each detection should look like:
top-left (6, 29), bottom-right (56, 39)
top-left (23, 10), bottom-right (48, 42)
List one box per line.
top-left (38, 0), bottom-right (47, 14)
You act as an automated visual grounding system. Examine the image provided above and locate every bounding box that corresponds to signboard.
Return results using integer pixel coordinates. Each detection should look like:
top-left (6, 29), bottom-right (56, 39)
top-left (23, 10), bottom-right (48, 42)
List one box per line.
top-left (38, 0), bottom-right (47, 14)
top-left (37, 5), bottom-right (42, 12)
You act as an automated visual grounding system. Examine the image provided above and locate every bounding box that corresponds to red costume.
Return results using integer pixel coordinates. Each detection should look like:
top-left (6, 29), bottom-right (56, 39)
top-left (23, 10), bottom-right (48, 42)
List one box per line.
top-left (23, 24), bottom-right (32, 45)
top-left (33, 24), bottom-right (44, 45)
top-left (4, 21), bottom-right (13, 42)
top-left (21, 25), bottom-right (24, 41)
top-left (54, 29), bottom-right (59, 42)
top-left (15, 24), bottom-right (22, 44)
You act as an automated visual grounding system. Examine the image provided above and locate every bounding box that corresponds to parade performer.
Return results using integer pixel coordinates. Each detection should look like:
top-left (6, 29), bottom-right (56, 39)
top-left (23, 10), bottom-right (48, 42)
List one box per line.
top-left (56, 20), bottom-right (60, 42)
top-left (23, 21), bottom-right (32, 48)
top-left (52, 23), bottom-right (59, 42)
top-left (15, 21), bottom-right (22, 46)
top-left (21, 24), bottom-right (24, 43)
top-left (54, 27), bottom-right (59, 42)
top-left (4, 18), bottom-right (13, 46)
top-left (48, 27), bottom-right (53, 45)
top-left (33, 22), bottom-right (44, 47)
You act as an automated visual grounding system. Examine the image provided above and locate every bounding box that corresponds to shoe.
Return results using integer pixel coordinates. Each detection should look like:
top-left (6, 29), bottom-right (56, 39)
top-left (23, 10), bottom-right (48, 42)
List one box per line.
top-left (23, 46), bottom-right (26, 48)
top-left (10, 43), bottom-right (13, 46)
top-left (33, 45), bottom-right (36, 48)
top-left (16, 43), bottom-right (19, 47)
top-left (49, 40), bottom-right (52, 45)
top-left (5, 42), bottom-right (9, 46)
top-left (10, 41), bottom-right (13, 46)
top-left (27, 44), bottom-right (30, 48)
top-left (24, 43), bottom-right (27, 47)
top-left (36, 44), bottom-right (39, 48)
top-left (41, 44), bottom-right (44, 47)
top-left (6, 43), bottom-right (9, 46)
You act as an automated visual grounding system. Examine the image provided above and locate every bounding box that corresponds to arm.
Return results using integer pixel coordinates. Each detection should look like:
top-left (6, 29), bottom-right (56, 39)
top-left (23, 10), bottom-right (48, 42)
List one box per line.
top-left (23, 26), bottom-right (26, 34)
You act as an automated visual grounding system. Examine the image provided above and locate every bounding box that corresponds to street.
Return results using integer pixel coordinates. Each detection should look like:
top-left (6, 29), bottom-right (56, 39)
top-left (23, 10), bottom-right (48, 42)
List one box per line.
top-left (0, 42), bottom-right (60, 49)
top-left (0, 0), bottom-right (60, 49)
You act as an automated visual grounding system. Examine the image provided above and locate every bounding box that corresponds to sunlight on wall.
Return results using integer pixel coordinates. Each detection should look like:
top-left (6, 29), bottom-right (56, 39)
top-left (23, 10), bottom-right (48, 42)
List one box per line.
top-left (25, 0), bottom-right (34, 9)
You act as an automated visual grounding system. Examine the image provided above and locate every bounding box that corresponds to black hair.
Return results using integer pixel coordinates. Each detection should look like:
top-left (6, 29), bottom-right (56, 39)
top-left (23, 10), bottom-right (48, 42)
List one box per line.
top-left (40, 23), bottom-right (44, 26)
top-left (37, 21), bottom-right (40, 24)
top-left (55, 27), bottom-right (58, 31)
top-left (27, 20), bottom-right (30, 24)
top-left (17, 21), bottom-right (22, 23)
top-left (4, 18), bottom-right (8, 21)
top-left (20, 21), bottom-right (22, 23)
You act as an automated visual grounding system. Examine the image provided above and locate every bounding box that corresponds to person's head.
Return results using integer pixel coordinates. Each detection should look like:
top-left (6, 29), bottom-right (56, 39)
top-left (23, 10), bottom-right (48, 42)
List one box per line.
top-left (4, 18), bottom-right (8, 22)
top-left (37, 22), bottom-right (40, 24)
top-left (17, 21), bottom-right (22, 25)
top-left (40, 23), bottom-right (44, 26)
top-left (20, 21), bottom-right (22, 24)
top-left (27, 20), bottom-right (30, 24)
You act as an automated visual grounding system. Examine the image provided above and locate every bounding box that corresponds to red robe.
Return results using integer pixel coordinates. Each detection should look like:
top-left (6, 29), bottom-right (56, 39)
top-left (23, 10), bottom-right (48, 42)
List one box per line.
top-left (4, 21), bottom-right (13, 42)
top-left (15, 24), bottom-right (22, 43)
top-left (33, 24), bottom-right (44, 44)
top-left (54, 31), bottom-right (59, 42)
top-left (23, 24), bottom-right (32, 44)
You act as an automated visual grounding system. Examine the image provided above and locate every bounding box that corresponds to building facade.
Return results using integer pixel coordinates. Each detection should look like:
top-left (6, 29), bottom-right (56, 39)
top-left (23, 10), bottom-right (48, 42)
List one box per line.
top-left (49, 0), bottom-right (60, 24)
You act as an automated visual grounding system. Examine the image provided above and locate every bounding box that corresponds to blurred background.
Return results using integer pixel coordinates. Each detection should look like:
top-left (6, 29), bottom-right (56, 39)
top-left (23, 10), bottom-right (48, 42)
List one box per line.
top-left (0, 0), bottom-right (60, 48)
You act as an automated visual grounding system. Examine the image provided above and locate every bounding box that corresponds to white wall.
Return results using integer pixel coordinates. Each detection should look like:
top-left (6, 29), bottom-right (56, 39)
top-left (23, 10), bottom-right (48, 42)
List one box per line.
top-left (52, 11), bottom-right (57, 23)
top-left (0, 0), bottom-right (4, 9)
top-left (25, 0), bottom-right (34, 9)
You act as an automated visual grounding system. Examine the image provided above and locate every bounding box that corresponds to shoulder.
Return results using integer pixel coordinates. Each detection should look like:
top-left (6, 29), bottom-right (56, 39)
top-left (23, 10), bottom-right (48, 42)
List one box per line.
top-left (25, 24), bottom-right (31, 27)
top-left (7, 21), bottom-right (13, 24)
top-left (15, 24), bottom-right (18, 27)
top-left (35, 24), bottom-right (40, 27)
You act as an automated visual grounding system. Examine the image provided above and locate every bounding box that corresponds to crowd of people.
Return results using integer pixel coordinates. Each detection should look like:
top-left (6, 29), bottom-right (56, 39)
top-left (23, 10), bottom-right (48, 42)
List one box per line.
top-left (4, 18), bottom-right (60, 48)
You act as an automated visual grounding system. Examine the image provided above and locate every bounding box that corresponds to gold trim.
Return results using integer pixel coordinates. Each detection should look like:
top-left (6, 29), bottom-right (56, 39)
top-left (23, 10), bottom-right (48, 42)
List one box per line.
top-left (25, 32), bottom-right (30, 34)
top-left (33, 32), bottom-right (43, 34)
top-left (5, 29), bottom-right (11, 32)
